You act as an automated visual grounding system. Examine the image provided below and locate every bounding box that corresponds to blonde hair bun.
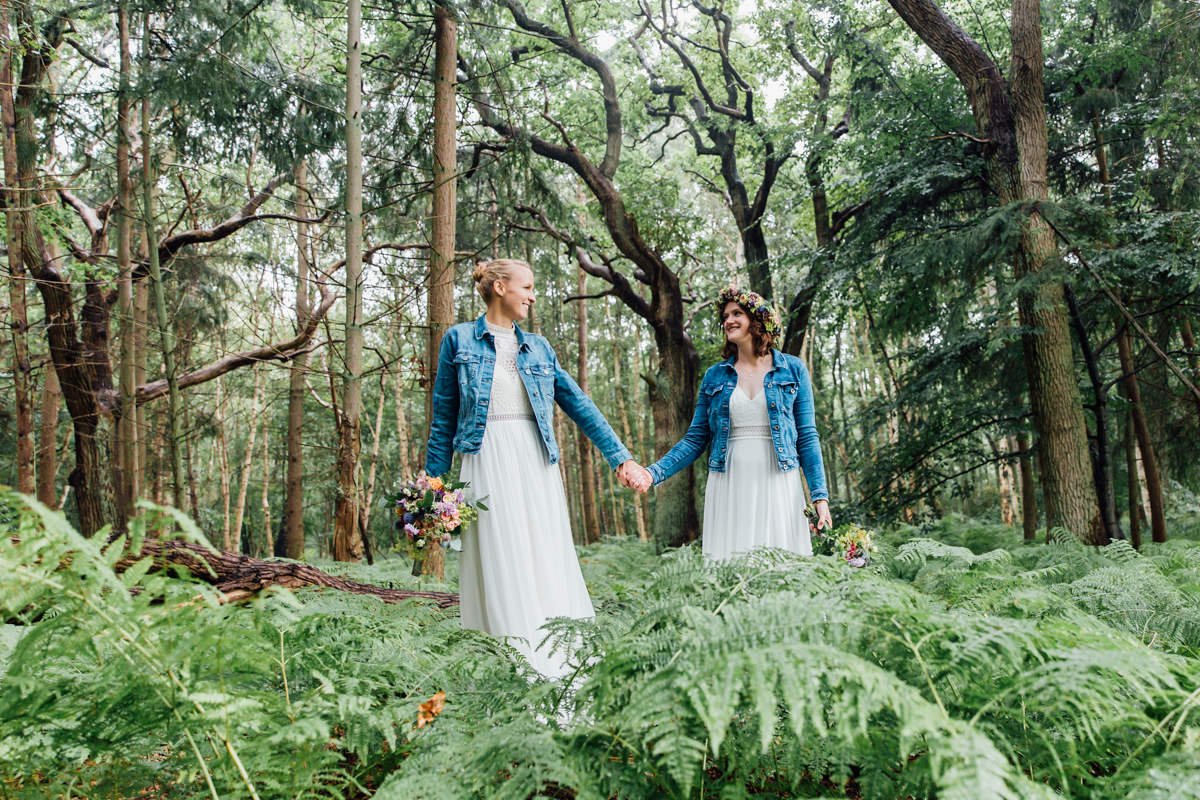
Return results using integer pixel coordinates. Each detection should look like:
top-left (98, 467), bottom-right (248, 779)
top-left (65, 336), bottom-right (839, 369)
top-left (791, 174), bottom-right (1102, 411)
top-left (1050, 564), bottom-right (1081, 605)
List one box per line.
top-left (473, 258), bottom-right (531, 302)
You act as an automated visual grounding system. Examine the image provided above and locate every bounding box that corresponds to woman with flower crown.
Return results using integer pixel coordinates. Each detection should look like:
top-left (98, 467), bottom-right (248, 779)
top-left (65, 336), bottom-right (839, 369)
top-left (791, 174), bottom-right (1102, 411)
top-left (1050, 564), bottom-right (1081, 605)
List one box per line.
top-left (425, 258), bottom-right (646, 677)
top-left (640, 287), bottom-right (833, 559)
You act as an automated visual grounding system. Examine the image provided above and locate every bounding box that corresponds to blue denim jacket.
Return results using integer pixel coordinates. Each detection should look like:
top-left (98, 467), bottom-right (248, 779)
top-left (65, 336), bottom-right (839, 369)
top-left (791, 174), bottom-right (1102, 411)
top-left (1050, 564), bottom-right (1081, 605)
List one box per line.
top-left (647, 350), bottom-right (828, 501)
top-left (425, 315), bottom-right (632, 477)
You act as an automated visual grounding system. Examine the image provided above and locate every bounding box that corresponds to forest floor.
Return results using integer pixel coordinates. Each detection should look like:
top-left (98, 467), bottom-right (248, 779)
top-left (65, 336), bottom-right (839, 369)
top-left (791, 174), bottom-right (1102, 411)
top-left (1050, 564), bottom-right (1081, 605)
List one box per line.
top-left (4, 491), bottom-right (1200, 799)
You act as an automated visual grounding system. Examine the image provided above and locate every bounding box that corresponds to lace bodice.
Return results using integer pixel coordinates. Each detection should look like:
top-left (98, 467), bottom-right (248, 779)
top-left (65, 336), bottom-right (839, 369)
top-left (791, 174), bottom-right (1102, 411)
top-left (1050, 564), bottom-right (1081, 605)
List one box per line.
top-left (486, 320), bottom-right (536, 421)
top-left (728, 385), bottom-right (771, 439)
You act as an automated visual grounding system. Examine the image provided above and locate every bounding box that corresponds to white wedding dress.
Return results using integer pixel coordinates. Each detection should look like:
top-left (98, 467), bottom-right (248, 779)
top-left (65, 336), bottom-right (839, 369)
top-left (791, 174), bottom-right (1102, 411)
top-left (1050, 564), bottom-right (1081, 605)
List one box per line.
top-left (701, 385), bottom-right (813, 560)
top-left (457, 320), bottom-right (594, 678)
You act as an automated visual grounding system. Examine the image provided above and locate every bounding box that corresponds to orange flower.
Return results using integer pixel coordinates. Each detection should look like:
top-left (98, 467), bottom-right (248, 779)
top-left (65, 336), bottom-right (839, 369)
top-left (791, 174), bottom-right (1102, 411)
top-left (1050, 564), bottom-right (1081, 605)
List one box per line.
top-left (429, 477), bottom-right (444, 491)
top-left (416, 691), bottom-right (446, 728)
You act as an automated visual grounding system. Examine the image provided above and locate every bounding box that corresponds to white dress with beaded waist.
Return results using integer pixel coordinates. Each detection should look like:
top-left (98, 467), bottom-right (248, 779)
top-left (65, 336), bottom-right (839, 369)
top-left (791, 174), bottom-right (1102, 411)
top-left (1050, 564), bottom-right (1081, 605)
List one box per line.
top-left (457, 320), bottom-right (593, 678)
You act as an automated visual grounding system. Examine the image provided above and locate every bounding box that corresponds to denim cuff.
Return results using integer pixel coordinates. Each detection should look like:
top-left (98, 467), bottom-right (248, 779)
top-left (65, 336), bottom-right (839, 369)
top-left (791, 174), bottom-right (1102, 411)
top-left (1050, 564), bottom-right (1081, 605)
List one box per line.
top-left (648, 463), bottom-right (665, 485)
top-left (604, 447), bottom-right (633, 471)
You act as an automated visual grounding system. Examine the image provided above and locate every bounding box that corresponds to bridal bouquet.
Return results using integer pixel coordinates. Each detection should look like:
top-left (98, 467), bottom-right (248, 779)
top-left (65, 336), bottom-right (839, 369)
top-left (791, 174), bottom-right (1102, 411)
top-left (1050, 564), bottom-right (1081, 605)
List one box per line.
top-left (382, 473), bottom-right (485, 560)
top-left (805, 504), bottom-right (877, 567)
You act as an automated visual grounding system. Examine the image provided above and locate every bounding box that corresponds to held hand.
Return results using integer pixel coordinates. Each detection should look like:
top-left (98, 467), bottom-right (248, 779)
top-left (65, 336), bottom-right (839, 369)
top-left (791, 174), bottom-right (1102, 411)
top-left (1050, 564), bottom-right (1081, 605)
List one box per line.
top-left (616, 460), bottom-right (654, 494)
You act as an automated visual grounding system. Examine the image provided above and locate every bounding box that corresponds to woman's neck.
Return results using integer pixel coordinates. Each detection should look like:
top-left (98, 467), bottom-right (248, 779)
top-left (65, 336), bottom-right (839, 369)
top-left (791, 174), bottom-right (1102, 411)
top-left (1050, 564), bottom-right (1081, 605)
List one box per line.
top-left (735, 342), bottom-right (769, 368)
top-left (485, 306), bottom-right (517, 329)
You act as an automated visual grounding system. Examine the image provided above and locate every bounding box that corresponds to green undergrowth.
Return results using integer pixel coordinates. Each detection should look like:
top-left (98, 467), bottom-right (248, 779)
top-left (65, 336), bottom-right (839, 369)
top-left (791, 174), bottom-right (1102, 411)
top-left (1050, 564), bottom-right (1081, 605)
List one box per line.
top-left (3, 493), bottom-right (1200, 799)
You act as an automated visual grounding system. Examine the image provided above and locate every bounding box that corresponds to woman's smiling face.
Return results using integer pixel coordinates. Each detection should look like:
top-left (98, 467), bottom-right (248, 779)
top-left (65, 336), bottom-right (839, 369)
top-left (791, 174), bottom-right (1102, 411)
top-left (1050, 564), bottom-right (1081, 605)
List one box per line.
top-left (722, 301), bottom-right (752, 346)
top-left (495, 265), bottom-right (536, 321)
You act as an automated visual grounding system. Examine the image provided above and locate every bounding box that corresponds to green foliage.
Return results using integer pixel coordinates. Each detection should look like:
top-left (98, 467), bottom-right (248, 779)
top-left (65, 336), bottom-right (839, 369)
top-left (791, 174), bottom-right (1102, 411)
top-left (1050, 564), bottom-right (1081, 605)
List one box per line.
top-left (5, 496), bottom-right (1200, 797)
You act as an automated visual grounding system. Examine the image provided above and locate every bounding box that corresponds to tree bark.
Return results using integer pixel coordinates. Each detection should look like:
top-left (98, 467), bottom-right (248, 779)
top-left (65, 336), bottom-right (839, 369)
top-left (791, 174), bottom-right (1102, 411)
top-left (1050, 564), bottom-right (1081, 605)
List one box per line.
top-left (279, 158), bottom-right (311, 559)
top-left (115, 0), bottom-right (137, 514)
top-left (1064, 284), bottom-right (1121, 543)
top-left (1123, 403), bottom-right (1143, 549)
top-left (1018, 431), bottom-right (1038, 539)
top-left (332, 0), bottom-right (366, 563)
top-left (216, 375), bottom-right (233, 549)
top-left (574, 268), bottom-right (601, 544)
top-left (36, 361), bottom-right (60, 505)
top-left (261, 407), bottom-right (272, 557)
top-left (1116, 326), bottom-right (1166, 543)
top-left (232, 366), bottom-right (264, 553)
top-left (0, 0), bottom-right (32, 495)
top-left (361, 377), bottom-right (387, 537)
top-left (418, 4), bottom-right (457, 579)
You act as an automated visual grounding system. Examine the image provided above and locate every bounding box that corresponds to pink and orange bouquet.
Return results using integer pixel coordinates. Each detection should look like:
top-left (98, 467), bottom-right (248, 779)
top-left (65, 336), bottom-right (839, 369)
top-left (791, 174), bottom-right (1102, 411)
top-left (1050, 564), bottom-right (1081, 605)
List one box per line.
top-left (382, 472), bottom-right (485, 560)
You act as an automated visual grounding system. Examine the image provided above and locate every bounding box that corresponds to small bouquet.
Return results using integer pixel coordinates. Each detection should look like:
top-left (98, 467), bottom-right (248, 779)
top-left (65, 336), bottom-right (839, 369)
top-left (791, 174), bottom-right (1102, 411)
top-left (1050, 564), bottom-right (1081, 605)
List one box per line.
top-left (804, 504), bottom-right (877, 568)
top-left (381, 472), bottom-right (485, 560)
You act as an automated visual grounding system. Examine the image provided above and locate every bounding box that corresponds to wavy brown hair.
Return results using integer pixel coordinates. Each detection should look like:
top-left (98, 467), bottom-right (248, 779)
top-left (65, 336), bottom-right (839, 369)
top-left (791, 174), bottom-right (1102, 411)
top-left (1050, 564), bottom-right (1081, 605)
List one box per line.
top-left (720, 301), bottom-right (775, 360)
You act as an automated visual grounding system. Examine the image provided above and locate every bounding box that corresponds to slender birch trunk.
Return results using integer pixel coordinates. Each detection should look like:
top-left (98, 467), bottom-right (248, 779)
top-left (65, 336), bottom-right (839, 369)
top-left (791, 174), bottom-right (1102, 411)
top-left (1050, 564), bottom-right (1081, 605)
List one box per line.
top-left (1124, 404), bottom-right (1143, 549)
top-left (261, 408), bottom-right (272, 556)
top-left (331, 0), bottom-right (366, 562)
top-left (216, 376), bottom-right (232, 548)
top-left (232, 367), bottom-right (265, 553)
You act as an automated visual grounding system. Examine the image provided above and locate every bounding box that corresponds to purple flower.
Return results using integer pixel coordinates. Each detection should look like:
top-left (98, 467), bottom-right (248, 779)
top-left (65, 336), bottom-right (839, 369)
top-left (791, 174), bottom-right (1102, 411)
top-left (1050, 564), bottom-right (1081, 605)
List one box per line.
top-left (847, 556), bottom-right (867, 568)
top-left (404, 523), bottom-right (420, 538)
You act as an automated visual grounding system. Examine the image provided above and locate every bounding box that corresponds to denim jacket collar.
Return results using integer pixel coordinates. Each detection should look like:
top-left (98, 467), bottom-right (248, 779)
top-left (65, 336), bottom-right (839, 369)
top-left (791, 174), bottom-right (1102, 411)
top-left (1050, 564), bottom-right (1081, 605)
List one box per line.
top-left (718, 348), bottom-right (786, 373)
top-left (472, 313), bottom-right (531, 351)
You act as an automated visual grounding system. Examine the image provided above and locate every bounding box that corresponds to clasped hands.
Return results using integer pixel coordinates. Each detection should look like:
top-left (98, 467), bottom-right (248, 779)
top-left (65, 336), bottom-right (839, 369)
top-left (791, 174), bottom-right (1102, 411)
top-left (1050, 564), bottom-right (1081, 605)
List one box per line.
top-left (615, 460), bottom-right (653, 494)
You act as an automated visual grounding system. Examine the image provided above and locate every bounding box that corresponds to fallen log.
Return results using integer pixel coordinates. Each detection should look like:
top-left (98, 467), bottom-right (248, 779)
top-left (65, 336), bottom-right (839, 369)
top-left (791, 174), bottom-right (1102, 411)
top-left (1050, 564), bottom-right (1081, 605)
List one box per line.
top-left (113, 537), bottom-right (460, 608)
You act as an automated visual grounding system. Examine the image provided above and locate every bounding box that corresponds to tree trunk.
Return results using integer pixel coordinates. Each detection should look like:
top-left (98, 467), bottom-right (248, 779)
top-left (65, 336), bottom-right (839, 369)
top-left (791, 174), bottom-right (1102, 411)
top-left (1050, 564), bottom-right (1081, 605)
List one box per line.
top-left (261, 408), bottom-right (272, 557)
top-left (361, 378), bottom-right (387, 537)
top-left (36, 361), bottom-right (60, 505)
top-left (134, 281), bottom-right (148, 491)
top-left (0, 0), bottom-right (31, 495)
top-left (1123, 404), bottom-right (1143, 549)
top-left (184, 399), bottom-right (200, 525)
top-left (608, 300), bottom-right (648, 540)
top-left (574, 268), bottom-right (601, 544)
top-left (885, 0), bottom-right (1099, 540)
top-left (232, 367), bottom-right (265, 553)
top-left (1064, 283), bottom-right (1122, 542)
top-left (141, 17), bottom-right (183, 510)
top-left (115, 0), bottom-right (137, 514)
top-left (417, 4), bottom-right (457, 579)
top-left (390, 324), bottom-right (412, 477)
top-left (1116, 327), bottom-right (1166, 543)
top-left (216, 376), bottom-right (233, 549)
top-left (332, 0), bottom-right (366, 563)
top-left (279, 158), bottom-right (311, 559)
top-left (1018, 431), bottom-right (1038, 539)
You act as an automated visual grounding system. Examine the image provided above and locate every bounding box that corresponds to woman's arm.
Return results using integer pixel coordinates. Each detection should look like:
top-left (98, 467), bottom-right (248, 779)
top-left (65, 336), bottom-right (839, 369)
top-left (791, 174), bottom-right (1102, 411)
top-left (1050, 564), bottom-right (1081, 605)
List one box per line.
top-left (424, 332), bottom-right (460, 477)
top-left (792, 362), bottom-right (829, 502)
top-left (552, 352), bottom-right (633, 470)
top-left (647, 384), bottom-right (715, 485)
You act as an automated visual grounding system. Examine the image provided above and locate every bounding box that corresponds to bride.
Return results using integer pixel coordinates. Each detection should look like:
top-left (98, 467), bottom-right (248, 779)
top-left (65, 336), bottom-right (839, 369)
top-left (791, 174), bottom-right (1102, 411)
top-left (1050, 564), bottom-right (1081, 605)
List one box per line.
top-left (424, 258), bottom-right (645, 677)
top-left (641, 286), bottom-right (833, 559)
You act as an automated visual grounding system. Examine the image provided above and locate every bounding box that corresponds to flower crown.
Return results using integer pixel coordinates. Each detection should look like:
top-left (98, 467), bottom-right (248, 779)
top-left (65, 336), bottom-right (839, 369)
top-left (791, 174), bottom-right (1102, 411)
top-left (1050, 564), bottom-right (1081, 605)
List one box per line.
top-left (716, 286), bottom-right (783, 339)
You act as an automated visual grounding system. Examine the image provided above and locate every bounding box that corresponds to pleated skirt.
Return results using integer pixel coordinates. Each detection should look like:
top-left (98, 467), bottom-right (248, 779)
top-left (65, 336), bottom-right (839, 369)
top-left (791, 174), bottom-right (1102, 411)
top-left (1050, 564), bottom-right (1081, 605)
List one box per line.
top-left (458, 417), bottom-right (594, 678)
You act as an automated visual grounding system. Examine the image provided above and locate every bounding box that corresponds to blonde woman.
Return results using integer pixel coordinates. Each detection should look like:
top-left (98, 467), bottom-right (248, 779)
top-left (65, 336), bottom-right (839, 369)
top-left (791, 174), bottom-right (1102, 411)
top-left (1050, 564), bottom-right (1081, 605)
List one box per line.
top-left (425, 259), bottom-right (645, 677)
